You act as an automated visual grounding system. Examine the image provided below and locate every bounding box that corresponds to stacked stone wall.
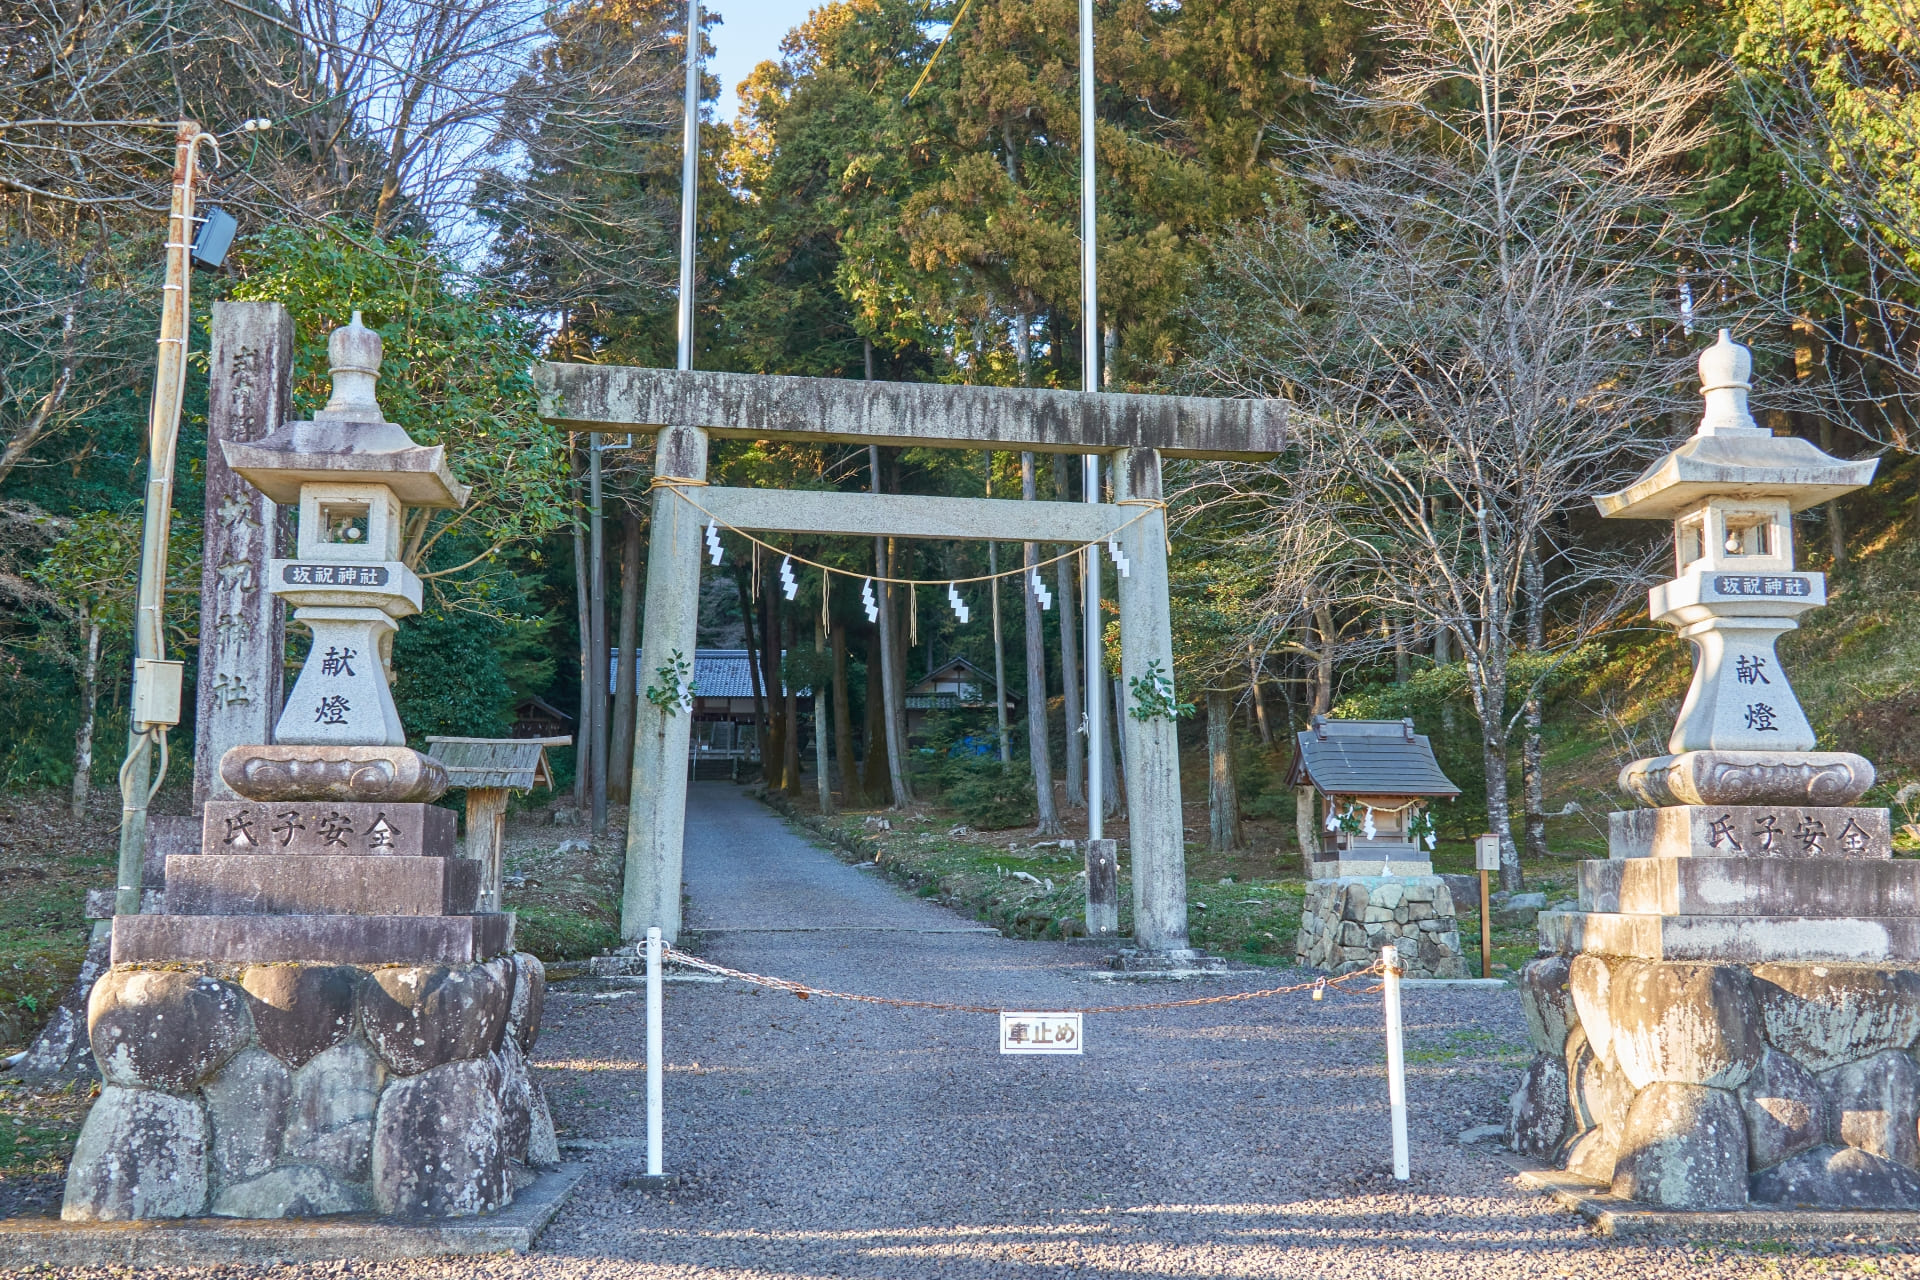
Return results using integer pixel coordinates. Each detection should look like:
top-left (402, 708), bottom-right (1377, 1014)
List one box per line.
top-left (62, 952), bottom-right (557, 1222)
top-left (1509, 954), bottom-right (1920, 1209)
top-left (1296, 876), bottom-right (1466, 978)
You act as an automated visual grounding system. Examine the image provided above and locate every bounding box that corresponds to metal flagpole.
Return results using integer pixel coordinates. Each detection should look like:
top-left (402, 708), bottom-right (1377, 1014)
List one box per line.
top-left (1079, 0), bottom-right (1105, 839)
top-left (677, 0), bottom-right (701, 372)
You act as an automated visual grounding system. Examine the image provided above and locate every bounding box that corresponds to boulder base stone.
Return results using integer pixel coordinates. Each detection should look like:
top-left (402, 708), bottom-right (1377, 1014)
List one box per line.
top-left (241, 964), bottom-right (361, 1066)
top-left (211, 1164), bottom-right (372, 1218)
top-left (1518, 955), bottom-right (1574, 1056)
top-left (1737, 1046), bottom-right (1826, 1171)
top-left (1751, 1144), bottom-right (1920, 1209)
top-left (1564, 1125), bottom-right (1621, 1184)
top-left (206, 1048), bottom-right (294, 1183)
top-left (62, 1087), bottom-right (210, 1221)
top-left (1750, 964), bottom-right (1920, 1072)
top-left (362, 959), bottom-right (512, 1076)
top-left (1612, 1082), bottom-right (1749, 1210)
top-left (1820, 1049), bottom-right (1920, 1168)
top-left (1514, 951), bottom-right (1920, 1212)
top-left (1608, 960), bottom-right (1761, 1090)
top-left (89, 969), bottom-right (253, 1091)
top-left (372, 1057), bottom-right (509, 1218)
top-left (1507, 1053), bottom-right (1571, 1158)
top-left (283, 1040), bottom-right (385, 1179)
top-left (64, 955), bottom-right (549, 1222)
top-left (1569, 955), bottom-right (1616, 1069)
top-left (508, 952), bottom-right (545, 1052)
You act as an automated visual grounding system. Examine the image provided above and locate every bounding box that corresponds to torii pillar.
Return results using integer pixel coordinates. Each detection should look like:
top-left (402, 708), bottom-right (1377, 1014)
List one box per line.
top-left (537, 365), bottom-right (1286, 955)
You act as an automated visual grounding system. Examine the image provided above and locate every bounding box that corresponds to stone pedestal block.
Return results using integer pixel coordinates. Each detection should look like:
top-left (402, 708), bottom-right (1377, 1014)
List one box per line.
top-left (167, 854), bottom-right (480, 916)
top-left (1609, 805), bottom-right (1890, 860)
top-left (111, 912), bottom-right (512, 965)
top-left (1537, 909), bottom-right (1920, 965)
top-left (1580, 856), bottom-right (1920, 917)
top-left (1294, 876), bottom-right (1466, 978)
top-left (62, 956), bottom-right (549, 1223)
top-left (202, 801), bottom-right (455, 857)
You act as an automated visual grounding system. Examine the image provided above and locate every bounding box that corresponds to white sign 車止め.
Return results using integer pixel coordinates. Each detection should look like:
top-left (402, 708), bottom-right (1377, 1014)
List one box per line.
top-left (1000, 1012), bottom-right (1083, 1055)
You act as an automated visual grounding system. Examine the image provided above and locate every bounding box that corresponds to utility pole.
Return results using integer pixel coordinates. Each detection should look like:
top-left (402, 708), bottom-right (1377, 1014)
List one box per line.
top-left (115, 121), bottom-right (216, 915)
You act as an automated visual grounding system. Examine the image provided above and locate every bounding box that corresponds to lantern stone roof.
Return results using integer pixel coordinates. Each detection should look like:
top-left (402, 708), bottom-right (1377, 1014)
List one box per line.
top-left (424, 736), bottom-right (566, 791)
top-left (1595, 330), bottom-right (1876, 521)
top-left (225, 312), bottom-right (470, 508)
top-left (1286, 716), bottom-right (1461, 798)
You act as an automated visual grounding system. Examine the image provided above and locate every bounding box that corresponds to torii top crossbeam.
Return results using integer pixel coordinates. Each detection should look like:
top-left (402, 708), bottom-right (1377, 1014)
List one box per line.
top-left (535, 365), bottom-right (1287, 460)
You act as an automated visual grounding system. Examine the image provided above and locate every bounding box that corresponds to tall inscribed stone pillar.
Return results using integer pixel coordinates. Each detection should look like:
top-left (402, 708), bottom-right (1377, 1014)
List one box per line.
top-left (192, 302), bottom-right (295, 809)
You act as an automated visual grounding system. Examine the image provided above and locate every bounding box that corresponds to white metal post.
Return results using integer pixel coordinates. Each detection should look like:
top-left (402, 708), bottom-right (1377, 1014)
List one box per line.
top-left (647, 926), bottom-right (665, 1178)
top-left (1079, 0), bottom-right (1103, 841)
top-left (1381, 943), bottom-right (1409, 1180)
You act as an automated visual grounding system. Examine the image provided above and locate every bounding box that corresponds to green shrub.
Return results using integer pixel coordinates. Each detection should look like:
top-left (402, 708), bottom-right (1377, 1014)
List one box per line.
top-left (940, 756), bottom-right (1036, 830)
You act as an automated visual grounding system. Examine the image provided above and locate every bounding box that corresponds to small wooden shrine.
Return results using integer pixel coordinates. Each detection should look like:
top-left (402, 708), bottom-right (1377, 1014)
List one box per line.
top-left (1286, 715), bottom-right (1461, 877)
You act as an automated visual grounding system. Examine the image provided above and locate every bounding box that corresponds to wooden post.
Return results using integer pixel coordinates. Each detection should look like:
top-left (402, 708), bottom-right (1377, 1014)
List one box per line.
top-left (1085, 837), bottom-right (1119, 937)
top-left (624, 425), bottom-right (708, 944)
top-left (1112, 446), bottom-right (1189, 953)
top-left (466, 788), bottom-right (510, 911)
top-left (1480, 869), bottom-right (1493, 979)
top-left (193, 302), bottom-right (294, 809)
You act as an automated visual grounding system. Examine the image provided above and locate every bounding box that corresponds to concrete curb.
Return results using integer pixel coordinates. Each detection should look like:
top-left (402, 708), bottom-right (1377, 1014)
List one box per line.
top-left (1495, 1151), bottom-right (1920, 1240)
top-left (0, 1163), bottom-right (585, 1266)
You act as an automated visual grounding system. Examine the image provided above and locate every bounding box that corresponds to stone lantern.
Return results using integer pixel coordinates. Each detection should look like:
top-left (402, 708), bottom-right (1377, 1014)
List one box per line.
top-left (228, 312), bottom-right (467, 747)
top-left (1597, 329), bottom-right (1877, 812)
top-left (62, 316), bottom-right (556, 1226)
top-left (1507, 332), bottom-right (1920, 1215)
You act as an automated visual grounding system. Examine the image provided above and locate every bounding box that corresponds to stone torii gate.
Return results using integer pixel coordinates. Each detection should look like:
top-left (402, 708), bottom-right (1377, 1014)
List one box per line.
top-left (536, 366), bottom-right (1286, 957)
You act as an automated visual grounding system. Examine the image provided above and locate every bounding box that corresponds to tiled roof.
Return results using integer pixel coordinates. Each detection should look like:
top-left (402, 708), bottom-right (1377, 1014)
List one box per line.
top-left (689, 649), bottom-right (806, 698)
top-left (1286, 716), bottom-right (1460, 797)
top-left (690, 649), bottom-right (757, 698)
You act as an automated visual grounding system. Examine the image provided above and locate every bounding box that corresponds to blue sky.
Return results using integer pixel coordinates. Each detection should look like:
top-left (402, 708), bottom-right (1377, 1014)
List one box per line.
top-left (707, 0), bottom-right (823, 119)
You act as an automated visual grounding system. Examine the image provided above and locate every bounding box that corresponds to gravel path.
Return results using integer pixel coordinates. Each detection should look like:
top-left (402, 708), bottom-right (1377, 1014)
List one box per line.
top-left (45, 784), bottom-right (1920, 1277)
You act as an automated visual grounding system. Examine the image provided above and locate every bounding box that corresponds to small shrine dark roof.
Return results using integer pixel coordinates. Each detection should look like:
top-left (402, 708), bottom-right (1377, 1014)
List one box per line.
top-left (425, 737), bottom-right (565, 791)
top-left (1286, 716), bottom-right (1460, 798)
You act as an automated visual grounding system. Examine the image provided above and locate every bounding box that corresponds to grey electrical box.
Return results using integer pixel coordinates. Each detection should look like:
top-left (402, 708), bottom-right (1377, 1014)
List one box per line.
top-left (193, 208), bottom-right (238, 269)
top-left (132, 658), bottom-right (185, 730)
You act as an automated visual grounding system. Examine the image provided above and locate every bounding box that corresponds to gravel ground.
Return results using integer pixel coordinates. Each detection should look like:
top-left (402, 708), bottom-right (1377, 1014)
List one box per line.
top-left (35, 783), bottom-right (1920, 1278)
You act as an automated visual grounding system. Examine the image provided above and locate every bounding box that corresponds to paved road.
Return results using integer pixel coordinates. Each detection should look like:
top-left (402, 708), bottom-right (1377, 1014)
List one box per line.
top-left (682, 781), bottom-right (992, 935)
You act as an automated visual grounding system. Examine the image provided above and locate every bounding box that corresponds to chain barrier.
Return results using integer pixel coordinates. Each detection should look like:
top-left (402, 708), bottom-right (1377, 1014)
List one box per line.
top-left (660, 943), bottom-right (1385, 1015)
